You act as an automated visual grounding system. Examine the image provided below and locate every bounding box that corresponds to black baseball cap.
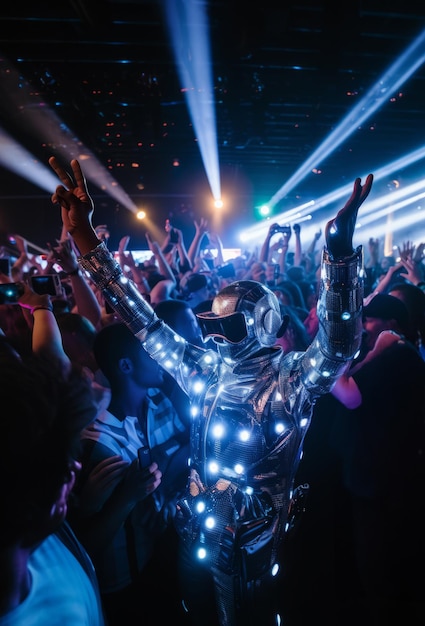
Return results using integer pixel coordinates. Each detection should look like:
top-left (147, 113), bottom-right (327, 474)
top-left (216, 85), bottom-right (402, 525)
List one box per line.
top-left (363, 294), bottom-right (409, 330)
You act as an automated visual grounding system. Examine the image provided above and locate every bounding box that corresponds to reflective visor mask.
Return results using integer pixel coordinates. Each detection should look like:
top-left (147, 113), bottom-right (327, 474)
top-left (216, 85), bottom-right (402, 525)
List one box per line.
top-left (196, 311), bottom-right (248, 344)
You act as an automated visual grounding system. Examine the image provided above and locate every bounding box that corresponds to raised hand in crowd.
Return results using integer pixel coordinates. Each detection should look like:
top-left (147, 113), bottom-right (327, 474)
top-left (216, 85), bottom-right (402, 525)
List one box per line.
top-left (303, 227), bottom-right (322, 273)
top-left (47, 235), bottom-right (102, 328)
top-left (325, 174), bottom-right (374, 259)
top-left (7, 234), bottom-right (45, 279)
top-left (162, 224), bottom-right (192, 276)
top-left (364, 238), bottom-right (425, 304)
top-left (94, 224), bottom-right (110, 245)
top-left (145, 230), bottom-right (177, 285)
top-left (187, 216), bottom-right (209, 266)
top-left (367, 236), bottom-right (380, 261)
top-left (118, 234), bottom-right (138, 275)
top-left (17, 281), bottom-right (71, 374)
top-left (10, 234), bottom-right (30, 280)
top-left (292, 222), bottom-right (302, 266)
top-left (47, 235), bottom-right (79, 274)
top-left (48, 157), bottom-right (98, 252)
top-left (259, 222), bottom-right (291, 263)
top-left (206, 231), bottom-right (224, 267)
top-left (398, 239), bottom-right (425, 265)
top-left (398, 253), bottom-right (425, 286)
top-left (116, 234), bottom-right (151, 300)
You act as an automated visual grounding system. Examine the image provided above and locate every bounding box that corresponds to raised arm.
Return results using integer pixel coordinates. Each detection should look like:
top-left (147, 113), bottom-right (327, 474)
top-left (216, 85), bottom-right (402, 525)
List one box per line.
top-left (292, 222), bottom-right (302, 266)
top-left (49, 235), bottom-right (102, 328)
top-left (18, 282), bottom-right (71, 375)
top-left (10, 235), bottom-right (30, 281)
top-left (207, 231), bottom-right (224, 268)
top-left (187, 218), bottom-right (209, 266)
top-left (49, 157), bottom-right (100, 254)
top-left (313, 174), bottom-right (374, 370)
top-left (165, 227), bottom-right (192, 276)
top-left (49, 156), bottom-right (216, 395)
top-left (145, 232), bottom-right (177, 285)
top-left (325, 175), bottom-right (373, 259)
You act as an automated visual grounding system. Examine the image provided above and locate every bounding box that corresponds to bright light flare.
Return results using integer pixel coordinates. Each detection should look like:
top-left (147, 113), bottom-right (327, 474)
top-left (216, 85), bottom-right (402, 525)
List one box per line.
top-left (266, 27), bottom-right (425, 209)
top-left (259, 205), bottom-right (271, 217)
top-left (241, 143), bottom-right (425, 246)
top-left (0, 127), bottom-right (60, 192)
top-left (164, 0), bottom-right (221, 202)
top-left (0, 57), bottom-right (139, 214)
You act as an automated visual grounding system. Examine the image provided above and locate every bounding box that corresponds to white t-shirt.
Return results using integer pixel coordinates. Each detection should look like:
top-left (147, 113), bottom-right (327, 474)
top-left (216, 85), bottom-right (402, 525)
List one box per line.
top-left (0, 533), bottom-right (105, 626)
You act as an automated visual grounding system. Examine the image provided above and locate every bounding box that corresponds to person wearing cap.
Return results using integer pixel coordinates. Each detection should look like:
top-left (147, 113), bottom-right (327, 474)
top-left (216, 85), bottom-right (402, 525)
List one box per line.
top-left (182, 271), bottom-right (214, 314)
top-left (49, 155), bottom-right (372, 626)
top-left (361, 293), bottom-right (409, 353)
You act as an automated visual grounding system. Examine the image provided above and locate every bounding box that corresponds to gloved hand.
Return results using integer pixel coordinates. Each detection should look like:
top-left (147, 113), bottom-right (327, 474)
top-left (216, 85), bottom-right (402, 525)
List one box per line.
top-left (325, 174), bottom-right (373, 259)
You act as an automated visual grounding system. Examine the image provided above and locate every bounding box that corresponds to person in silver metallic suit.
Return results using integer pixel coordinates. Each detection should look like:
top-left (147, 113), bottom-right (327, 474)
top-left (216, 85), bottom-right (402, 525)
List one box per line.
top-left (49, 156), bottom-right (373, 626)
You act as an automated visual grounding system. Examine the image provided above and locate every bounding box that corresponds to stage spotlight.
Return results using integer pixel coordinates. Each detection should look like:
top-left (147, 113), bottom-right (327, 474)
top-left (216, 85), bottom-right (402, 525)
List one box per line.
top-left (164, 0), bottom-right (221, 203)
top-left (258, 205), bottom-right (271, 217)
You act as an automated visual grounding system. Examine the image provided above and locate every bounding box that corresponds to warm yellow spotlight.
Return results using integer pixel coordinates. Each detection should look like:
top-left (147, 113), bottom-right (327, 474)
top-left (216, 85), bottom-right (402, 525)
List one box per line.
top-left (214, 199), bottom-right (223, 209)
top-left (136, 210), bottom-right (146, 220)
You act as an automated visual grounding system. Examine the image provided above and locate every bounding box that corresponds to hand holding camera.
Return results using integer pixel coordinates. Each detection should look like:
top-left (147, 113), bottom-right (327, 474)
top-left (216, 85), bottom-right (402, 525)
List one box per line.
top-left (17, 282), bottom-right (52, 315)
top-left (0, 273), bottom-right (63, 306)
top-left (271, 223), bottom-right (291, 237)
top-left (48, 237), bottom-right (79, 274)
top-left (30, 274), bottom-right (63, 297)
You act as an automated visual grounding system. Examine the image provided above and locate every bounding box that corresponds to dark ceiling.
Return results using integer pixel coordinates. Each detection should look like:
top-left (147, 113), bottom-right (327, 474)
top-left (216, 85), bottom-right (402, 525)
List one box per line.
top-left (1, 0), bottom-right (425, 252)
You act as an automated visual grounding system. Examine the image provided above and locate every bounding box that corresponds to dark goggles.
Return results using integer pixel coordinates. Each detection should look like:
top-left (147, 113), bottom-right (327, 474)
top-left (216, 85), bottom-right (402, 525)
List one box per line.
top-left (196, 311), bottom-right (248, 344)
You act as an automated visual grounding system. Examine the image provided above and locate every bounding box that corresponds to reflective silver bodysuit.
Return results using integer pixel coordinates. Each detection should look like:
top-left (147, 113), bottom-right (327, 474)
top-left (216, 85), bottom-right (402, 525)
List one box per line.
top-left (80, 243), bottom-right (364, 626)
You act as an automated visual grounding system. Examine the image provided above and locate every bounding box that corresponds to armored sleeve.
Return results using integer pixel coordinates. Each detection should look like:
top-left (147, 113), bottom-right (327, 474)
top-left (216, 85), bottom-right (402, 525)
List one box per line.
top-left (78, 242), bottom-right (218, 394)
top-left (317, 245), bottom-right (364, 361)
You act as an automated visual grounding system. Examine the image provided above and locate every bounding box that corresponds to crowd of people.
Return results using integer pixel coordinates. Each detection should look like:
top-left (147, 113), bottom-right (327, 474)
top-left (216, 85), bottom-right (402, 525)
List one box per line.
top-left (1, 158), bottom-right (425, 626)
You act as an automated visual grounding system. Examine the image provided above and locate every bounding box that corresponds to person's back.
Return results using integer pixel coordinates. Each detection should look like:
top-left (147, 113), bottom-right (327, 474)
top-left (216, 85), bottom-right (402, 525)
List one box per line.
top-left (0, 351), bottom-right (104, 626)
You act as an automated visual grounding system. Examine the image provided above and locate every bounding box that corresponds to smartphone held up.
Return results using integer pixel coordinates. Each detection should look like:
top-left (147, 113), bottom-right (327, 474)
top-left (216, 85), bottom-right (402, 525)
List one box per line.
top-left (138, 446), bottom-right (152, 471)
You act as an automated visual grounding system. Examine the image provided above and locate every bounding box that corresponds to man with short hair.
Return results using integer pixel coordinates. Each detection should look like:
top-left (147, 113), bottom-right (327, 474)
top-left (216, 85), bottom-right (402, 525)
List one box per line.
top-left (70, 321), bottom-right (190, 626)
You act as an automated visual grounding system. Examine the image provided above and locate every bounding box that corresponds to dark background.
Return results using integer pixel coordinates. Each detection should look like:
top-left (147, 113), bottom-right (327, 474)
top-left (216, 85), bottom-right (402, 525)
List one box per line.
top-left (0, 1), bottom-right (425, 254)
